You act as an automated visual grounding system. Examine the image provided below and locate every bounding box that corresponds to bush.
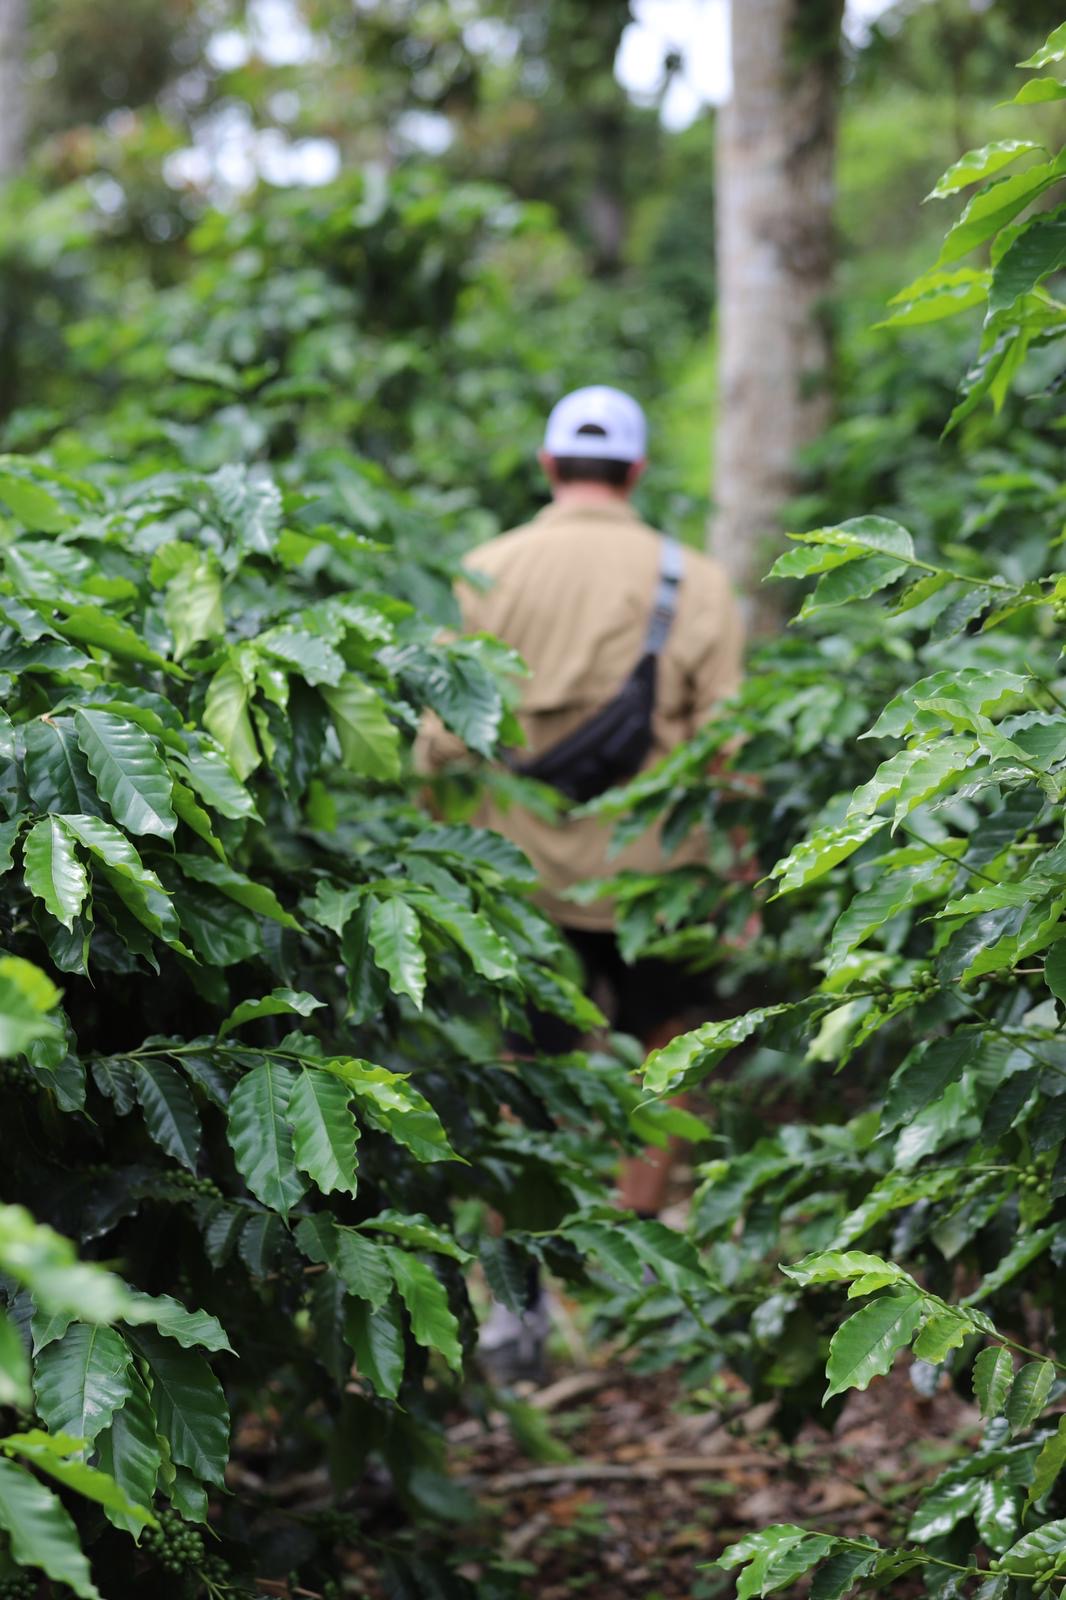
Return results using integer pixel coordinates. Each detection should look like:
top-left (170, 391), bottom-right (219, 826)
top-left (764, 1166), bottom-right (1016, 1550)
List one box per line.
top-left (604, 21), bottom-right (1066, 1595)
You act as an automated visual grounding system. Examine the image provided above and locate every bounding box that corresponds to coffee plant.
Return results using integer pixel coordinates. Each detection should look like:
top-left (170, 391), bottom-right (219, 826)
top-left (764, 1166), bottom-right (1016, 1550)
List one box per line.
top-left (0, 393), bottom-right (713, 1592)
top-left (586, 20), bottom-right (1066, 1597)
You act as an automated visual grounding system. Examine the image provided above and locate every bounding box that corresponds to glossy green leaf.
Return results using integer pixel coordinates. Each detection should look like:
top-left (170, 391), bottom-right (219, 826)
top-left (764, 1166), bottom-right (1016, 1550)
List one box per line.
top-left (809, 1548), bottom-right (878, 1600)
top-left (975, 1481), bottom-right (1019, 1555)
top-left (226, 1060), bottom-right (308, 1215)
top-left (294, 1215), bottom-right (393, 1310)
top-left (94, 1370), bottom-right (161, 1538)
top-left (908, 1479), bottom-right (981, 1541)
top-left (22, 818), bottom-right (89, 931)
top-left (74, 710), bottom-right (176, 838)
top-left (412, 892), bottom-right (518, 982)
top-left (343, 1295), bottom-right (406, 1400)
top-left (178, 739), bottom-right (258, 819)
top-left (938, 151), bottom-right (1066, 265)
top-left (164, 559), bottom-right (223, 661)
top-left (176, 853), bottom-right (299, 929)
top-left (745, 1534), bottom-right (838, 1598)
top-left (867, 669), bottom-right (1029, 739)
top-left (259, 626), bottom-right (345, 686)
top-left (218, 988), bottom-right (324, 1038)
top-left (822, 1289), bottom-right (924, 1400)
top-left (834, 1170), bottom-right (958, 1249)
top-left (644, 1005), bottom-right (794, 1096)
top-left (321, 675), bottom-right (400, 780)
top-left (769, 817), bottom-right (886, 897)
top-left (0, 469), bottom-right (69, 530)
top-left (0, 1457), bottom-right (101, 1598)
top-left (928, 140), bottom-right (1043, 198)
top-left (57, 814), bottom-right (163, 896)
top-left (324, 1058), bottom-right (458, 1164)
top-left (799, 555), bottom-right (908, 617)
top-left (0, 1312), bottom-right (30, 1409)
top-left (132, 1329), bottom-right (229, 1487)
top-left (0, 818), bottom-right (18, 877)
top-left (56, 606), bottom-right (173, 672)
top-left (368, 896), bottom-right (426, 1008)
top-left (33, 1323), bottom-right (134, 1447)
top-left (877, 268), bottom-right (990, 327)
top-left (1, 1430), bottom-right (153, 1527)
top-left (1045, 939), bottom-right (1066, 1002)
top-left (966, 1227), bottom-right (1056, 1304)
top-left (784, 1250), bottom-right (906, 1288)
top-left (848, 739), bottom-right (976, 824)
top-left (134, 1060), bottom-right (202, 1171)
top-left (417, 647), bottom-right (504, 757)
top-left (22, 719), bottom-right (104, 816)
top-left (912, 1311), bottom-right (971, 1364)
top-left (122, 1292), bottom-right (232, 1353)
top-left (827, 865), bottom-right (938, 971)
top-left (0, 1205), bottom-right (128, 1322)
top-left (203, 660), bottom-right (259, 780)
top-left (171, 881), bottom-right (260, 965)
top-left (883, 1035), bottom-right (972, 1131)
top-left (1004, 1359), bottom-right (1055, 1432)
top-left (0, 956), bottom-right (61, 1058)
top-left (1005, 76), bottom-right (1066, 105)
top-left (170, 779), bottom-right (226, 859)
top-left (989, 205), bottom-right (1066, 316)
top-left (1019, 21), bottom-right (1066, 68)
top-left (361, 1211), bottom-right (472, 1263)
top-left (287, 1068), bottom-right (360, 1197)
top-left (1029, 1414), bottom-right (1066, 1506)
top-left (385, 1249), bottom-right (462, 1373)
top-left (999, 1518), bottom-right (1066, 1577)
top-left (793, 516), bottom-right (915, 561)
top-left (973, 1345), bottom-right (1015, 1417)
top-left (59, 813), bottom-right (182, 950)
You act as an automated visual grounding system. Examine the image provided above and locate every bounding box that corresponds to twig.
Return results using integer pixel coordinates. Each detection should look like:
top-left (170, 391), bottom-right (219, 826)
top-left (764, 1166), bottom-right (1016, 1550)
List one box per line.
top-left (254, 1583), bottom-right (322, 1599)
top-left (482, 1452), bottom-right (774, 1492)
top-left (229, 1464), bottom-right (330, 1500)
top-left (503, 1511), bottom-right (551, 1559)
top-left (528, 1367), bottom-right (621, 1412)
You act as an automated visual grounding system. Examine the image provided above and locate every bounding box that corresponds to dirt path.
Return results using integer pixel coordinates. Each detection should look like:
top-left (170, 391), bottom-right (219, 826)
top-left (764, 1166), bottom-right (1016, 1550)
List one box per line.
top-left (435, 1358), bottom-right (977, 1599)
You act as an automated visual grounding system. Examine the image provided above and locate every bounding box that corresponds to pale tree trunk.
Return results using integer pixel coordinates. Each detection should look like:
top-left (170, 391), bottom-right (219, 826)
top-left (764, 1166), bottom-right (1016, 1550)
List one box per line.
top-left (0, 0), bottom-right (28, 180)
top-left (711, 0), bottom-right (844, 625)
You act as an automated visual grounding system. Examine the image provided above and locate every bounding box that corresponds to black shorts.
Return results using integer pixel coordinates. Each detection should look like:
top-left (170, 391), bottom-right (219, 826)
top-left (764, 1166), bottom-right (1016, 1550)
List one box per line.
top-left (529, 927), bottom-right (710, 1055)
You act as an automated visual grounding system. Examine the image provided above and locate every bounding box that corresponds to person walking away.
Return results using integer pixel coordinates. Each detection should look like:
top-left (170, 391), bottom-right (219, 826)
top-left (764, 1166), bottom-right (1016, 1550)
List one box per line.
top-left (415, 386), bottom-right (745, 1375)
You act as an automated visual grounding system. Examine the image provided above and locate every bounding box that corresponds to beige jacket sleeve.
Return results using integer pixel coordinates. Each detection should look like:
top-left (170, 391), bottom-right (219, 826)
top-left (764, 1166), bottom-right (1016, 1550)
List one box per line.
top-left (690, 576), bottom-right (745, 731)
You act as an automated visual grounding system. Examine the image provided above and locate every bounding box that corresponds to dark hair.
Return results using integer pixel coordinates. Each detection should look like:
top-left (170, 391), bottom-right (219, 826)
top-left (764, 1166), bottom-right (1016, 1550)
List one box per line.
top-left (551, 421), bottom-right (633, 487)
top-left (553, 456), bottom-right (633, 487)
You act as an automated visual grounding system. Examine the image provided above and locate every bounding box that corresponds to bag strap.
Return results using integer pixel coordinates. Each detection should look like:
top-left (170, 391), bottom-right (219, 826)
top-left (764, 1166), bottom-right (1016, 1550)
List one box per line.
top-left (642, 536), bottom-right (684, 657)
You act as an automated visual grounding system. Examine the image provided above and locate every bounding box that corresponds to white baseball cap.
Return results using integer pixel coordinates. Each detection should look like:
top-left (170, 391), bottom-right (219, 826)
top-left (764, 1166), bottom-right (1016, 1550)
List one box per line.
top-left (543, 385), bottom-right (647, 463)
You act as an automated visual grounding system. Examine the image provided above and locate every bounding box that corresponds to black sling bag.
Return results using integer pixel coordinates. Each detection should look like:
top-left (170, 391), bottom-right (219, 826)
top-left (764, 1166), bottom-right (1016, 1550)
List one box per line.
top-left (508, 537), bottom-right (684, 804)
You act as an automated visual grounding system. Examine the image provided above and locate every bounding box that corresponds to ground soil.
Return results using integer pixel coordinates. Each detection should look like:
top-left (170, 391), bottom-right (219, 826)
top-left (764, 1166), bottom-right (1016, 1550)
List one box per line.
top-left (322, 1340), bottom-right (977, 1600)
top-left (439, 1356), bottom-right (976, 1599)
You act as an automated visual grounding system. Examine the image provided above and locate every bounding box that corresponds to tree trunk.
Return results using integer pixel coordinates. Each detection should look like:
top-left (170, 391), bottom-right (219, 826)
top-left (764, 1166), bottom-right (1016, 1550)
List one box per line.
top-left (710, 0), bottom-right (844, 624)
top-left (0, 0), bottom-right (27, 180)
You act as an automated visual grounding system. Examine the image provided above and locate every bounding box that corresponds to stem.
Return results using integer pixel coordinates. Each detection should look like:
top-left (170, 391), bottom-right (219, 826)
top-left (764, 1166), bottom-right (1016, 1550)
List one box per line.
top-left (952, 992), bottom-right (1066, 1084)
top-left (834, 1536), bottom-right (1043, 1583)
top-left (1026, 664), bottom-right (1066, 715)
top-left (899, 824), bottom-right (998, 884)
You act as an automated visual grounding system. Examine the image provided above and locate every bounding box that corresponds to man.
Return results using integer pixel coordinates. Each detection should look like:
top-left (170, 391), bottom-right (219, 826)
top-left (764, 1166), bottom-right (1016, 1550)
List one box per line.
top-left (417, 385), bottom-right (744, 1369)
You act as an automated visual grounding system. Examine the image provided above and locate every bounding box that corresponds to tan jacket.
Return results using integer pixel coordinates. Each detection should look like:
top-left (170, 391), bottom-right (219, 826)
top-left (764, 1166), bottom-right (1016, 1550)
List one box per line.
top-left (415, 498), bottom-right (744, 930)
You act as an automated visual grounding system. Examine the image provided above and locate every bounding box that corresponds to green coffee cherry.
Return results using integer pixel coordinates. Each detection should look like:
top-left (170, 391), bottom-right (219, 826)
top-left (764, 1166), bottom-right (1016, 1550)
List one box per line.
top-left (141, 1508), bottom-right (206, 1575)
top-left (0, 1570), bottom-right (38, 1599)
